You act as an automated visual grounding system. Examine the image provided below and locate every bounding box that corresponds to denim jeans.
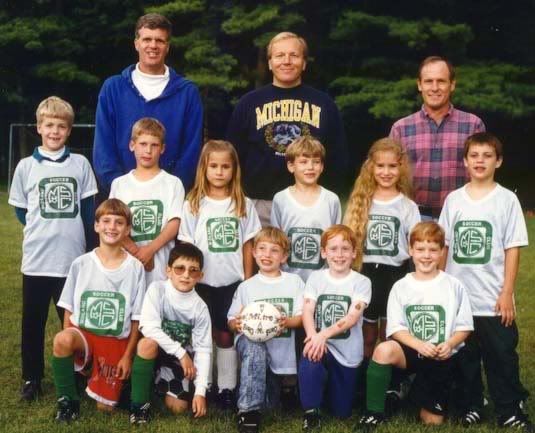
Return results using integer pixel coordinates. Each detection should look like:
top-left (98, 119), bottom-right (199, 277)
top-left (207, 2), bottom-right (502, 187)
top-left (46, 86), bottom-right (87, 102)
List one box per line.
top-left (236, 335), bottom-right (281, 412)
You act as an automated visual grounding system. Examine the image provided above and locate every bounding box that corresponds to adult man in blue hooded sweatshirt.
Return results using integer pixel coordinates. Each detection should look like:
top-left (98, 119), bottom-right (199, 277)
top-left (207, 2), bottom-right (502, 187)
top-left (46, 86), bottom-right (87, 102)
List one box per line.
top-left (93, 13), bottom-right (203, 193)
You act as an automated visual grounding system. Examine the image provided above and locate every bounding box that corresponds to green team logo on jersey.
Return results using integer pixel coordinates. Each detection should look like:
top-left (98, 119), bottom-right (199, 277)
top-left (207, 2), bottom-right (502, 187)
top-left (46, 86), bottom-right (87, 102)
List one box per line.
top-left (453, 220), bottom-right (492, 264)
top-left (129, 200), bottom-right (163, 242)
top-left (406, 305), bottom-right (445, 343)
top-left (365, 215), bottom-right (400, 256)
top-left (162, 319), bottom-right (193, 347)
top-left (315, 294), bottom-right (351, 340)
top-left (206, 217), bottom-right (239, 252)
top-left (259, 297), bottom-right (293, 338)
top-left (38, 177), bottom-right (78, 218)
top-left (288, 227), bottom-right (323, 269)
top-left (79, 291), bottom-right (126, 336)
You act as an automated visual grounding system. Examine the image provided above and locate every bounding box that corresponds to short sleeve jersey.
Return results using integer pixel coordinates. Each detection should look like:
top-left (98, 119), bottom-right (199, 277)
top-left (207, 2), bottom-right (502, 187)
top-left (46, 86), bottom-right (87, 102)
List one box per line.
top-left (386, 271), bottom-right (474, 354)
top-left (271, 187), bottom-right (341, 281)
top-left (438, 184), bottom-right (529, 315)
top-left (304, 269), bottom-right (371, 367)
top-left (8, 152), bottom-right (98, 276)
top-left (363, 194), bottom-right (421, 266)
top-left (58, 251), bottom-right (146, 339)
top-left (109, 170), bottom-right (184, 284)
top-left (227, 272), bottom-right (305, 375)
top-left (179, 197), bottom-right (261, 286)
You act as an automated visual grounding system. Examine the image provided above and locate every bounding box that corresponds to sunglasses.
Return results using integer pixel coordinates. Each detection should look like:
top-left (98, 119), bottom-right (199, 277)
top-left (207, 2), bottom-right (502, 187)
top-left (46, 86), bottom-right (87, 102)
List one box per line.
top-left (171, 265), bottom-right (202, 278)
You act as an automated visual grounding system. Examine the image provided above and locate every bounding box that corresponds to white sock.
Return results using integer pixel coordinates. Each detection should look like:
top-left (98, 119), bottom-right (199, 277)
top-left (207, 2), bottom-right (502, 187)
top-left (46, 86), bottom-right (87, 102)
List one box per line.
top-left (216, 346), bottom-right (237, 391)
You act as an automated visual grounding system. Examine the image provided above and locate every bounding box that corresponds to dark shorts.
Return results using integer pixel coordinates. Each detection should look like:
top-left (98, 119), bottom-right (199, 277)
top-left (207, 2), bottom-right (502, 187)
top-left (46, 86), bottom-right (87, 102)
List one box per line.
top-left (196, 281), bottom-right (241, 332)
top-left (361, 261), bottom-right (408, 322)
top-left (399, 342), bottom-right (455, 415)
top-left (155, 349), bottom-right (193, 402)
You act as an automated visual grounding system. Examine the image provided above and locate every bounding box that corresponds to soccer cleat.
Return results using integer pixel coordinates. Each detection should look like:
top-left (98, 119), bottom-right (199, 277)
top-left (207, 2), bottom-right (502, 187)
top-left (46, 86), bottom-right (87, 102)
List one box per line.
top-left (237, 410), bottom-right (261, 433)
top-left (20, 380), bottom-right (42, 401)
top-left (499, 411), bottom-right (535, 432)
top-left (302, 408), bottom-right (321, 431)
top-left (218, 388), bottom-right (235, 410)
top-left (130, 402), bottom-right (151, 425)
top-left (461, 410), bottom-right (482, 427)
top-left (355, 412), bottom-right (385, 432)
top-left (55, 396), bottom-right (80, 422)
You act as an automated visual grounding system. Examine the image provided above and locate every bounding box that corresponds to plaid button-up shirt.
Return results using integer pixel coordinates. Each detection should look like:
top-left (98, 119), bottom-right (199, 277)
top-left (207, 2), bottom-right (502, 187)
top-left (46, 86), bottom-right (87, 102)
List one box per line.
top-left (389, 105), bottom-right (485, 218)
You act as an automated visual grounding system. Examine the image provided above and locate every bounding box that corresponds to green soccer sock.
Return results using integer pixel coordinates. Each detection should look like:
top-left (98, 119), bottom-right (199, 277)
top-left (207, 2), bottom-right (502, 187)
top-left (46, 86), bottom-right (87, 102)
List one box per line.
top-left (131, 355), bottom-right (155, 405)
top-left (51, 355), bottom-right (79, 401)
top-left (366, 360), bottom-right (392, 413)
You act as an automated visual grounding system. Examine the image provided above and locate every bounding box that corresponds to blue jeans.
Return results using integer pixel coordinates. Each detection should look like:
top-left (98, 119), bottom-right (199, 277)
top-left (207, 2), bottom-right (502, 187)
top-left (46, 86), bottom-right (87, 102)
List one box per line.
top-left (236, 336), bottom-right (281, 412)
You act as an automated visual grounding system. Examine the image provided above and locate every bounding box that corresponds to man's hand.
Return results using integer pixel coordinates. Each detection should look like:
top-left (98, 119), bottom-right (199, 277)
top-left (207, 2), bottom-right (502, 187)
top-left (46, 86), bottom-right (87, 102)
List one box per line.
top-left (179, 353), bottom-right (196, 380)
top-left (192, 395), bottom-right (207, 418)
top-left (116, 355), bottom-right (132, 380)
top-left (495, 291), bottom-right (515, 327)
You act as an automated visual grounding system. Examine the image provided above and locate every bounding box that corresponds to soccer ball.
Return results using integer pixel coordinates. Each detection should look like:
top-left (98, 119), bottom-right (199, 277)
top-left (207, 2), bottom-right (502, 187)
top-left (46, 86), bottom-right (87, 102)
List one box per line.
top-left (240, 301), bottom-right (281, 342)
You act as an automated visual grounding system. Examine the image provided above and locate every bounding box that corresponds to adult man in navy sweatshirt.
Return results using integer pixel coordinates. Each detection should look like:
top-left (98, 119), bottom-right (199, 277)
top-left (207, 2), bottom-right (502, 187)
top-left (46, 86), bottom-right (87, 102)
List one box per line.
top-left (226, 32), bottom-right (347, 226)
top-left (93, 13), bottom-right (203, 193)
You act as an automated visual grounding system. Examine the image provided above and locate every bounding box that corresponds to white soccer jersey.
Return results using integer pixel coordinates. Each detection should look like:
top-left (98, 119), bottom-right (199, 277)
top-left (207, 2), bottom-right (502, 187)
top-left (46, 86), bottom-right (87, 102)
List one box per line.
top-left (271, 187), bottom-right (341, 282)
top-left (386, 271), bottom-right (474, 354)
top-left (179, 197), bottom-right (261, 286)
top-left (438, 184), bottom-right (529, 316)
top-left (58, 251), bottom-right (146, 339)
top-left (228, 272), bottom-right (305, 375)
top-left (304, 269), bottom-right (371, 368)
top-left (140, 280), bottom-right (212, 396)
top-left (363, 194), bottom-right (420, 266)
top-left (110, 170), bottom-right (184, 284)
top-left (8, 152), bottom-right (98, 276)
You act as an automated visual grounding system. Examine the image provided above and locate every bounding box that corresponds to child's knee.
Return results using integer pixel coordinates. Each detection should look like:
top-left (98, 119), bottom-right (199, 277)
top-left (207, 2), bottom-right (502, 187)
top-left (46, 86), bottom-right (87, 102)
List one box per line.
top-left (137, 337), bottom-right (159, 359)
top-left (165, 395), bottom-right (188, 414)
top-left (53, 330), bottom-right (77, 355)
top-left (215, 330), bottom-right (233, 348)
top-left (372, 341), bottom-right (398, 364)
top-left (96, 402), bottom-right (115, 412)
top-left (420, 408), bottom-right (444, 425)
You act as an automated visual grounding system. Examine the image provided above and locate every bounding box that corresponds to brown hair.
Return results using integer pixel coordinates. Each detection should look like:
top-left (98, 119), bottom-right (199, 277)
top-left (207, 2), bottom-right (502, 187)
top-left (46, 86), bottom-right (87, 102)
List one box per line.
top-left (187, 140), bottom-right (247, 217)
top-left (95, 198), bottom-right (132, 226)
top-left (35, 96), bottom-right (74, 126)
top-left (285, 136), bottom-right (326, 163)
top-left (409, 221), bottom-right (445, 248)
top-left (131, 117), bottom-right (166, 144)
top-left (267, 31), bottom-right (308, 59)
top-left (135, 13), bottom-right (172, 39)
top-left (418, 56), bottom-right (455, 82)
top-left (167, 241), bottom-right (204, 269)
top-left (253, 227), bottom-right (290, 253)
top-left (463, 132), bottom-right (503, 159)
top-left (321, 224), bottom-right (358, 250)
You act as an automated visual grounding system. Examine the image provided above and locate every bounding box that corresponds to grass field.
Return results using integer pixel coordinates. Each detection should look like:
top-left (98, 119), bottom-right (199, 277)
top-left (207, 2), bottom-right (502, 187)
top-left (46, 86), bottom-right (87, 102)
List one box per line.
top-left (0, 191), bottom-right (534, 433)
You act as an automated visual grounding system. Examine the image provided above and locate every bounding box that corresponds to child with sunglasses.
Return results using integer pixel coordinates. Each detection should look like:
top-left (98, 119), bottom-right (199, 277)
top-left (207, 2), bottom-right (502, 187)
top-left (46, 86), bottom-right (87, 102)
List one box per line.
top-left (129, 242), bottom-right (212, 424)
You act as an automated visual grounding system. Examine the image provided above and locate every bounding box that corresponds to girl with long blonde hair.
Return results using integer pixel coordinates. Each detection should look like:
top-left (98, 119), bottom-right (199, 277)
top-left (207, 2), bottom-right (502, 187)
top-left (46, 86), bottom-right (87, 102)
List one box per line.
top-left (179, 140), bottom-right (261, 407)
top-left (344, 138), bottom-right (420, 360)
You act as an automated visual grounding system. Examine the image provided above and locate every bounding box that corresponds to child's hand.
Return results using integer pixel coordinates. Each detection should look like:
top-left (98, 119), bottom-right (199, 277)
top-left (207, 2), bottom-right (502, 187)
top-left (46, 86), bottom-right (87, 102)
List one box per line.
top-left (116, 355), bottom-right (132, 380)
top-left (179, 353), bottom-right (196, 380)
top-left (192, 395), bottom-right (207, 418)
top-left (417, 341), bottom-right (438, 359)
top-left (435, 342), bottom-right (453, 360)
top-left (277, 316), bottom-right (288, 336)
top-left (135, 245), bottom-right (155, 267)
top-left (144, 257), bottom-right (155, 272)
top-left (495, 291), bottom-right (515, 327)
top-left (234, 314), bottom-right (243, 333)
top-left (303, 333), bottom-right (327, 362)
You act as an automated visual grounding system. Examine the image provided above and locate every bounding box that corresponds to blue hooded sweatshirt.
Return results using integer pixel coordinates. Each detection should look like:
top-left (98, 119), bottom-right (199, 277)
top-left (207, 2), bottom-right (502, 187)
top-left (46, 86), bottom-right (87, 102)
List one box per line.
top-left (93, 65), bottom-right (203, 192)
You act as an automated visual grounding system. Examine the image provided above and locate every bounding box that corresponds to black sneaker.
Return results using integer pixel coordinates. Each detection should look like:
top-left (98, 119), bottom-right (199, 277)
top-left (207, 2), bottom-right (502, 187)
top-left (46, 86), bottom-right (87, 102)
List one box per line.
top-left (302, 408), bottom-right (321, 431)
top-left (355, 412), bottom-right (385, 432)
top-left (55, 396), bottom-right (80, 422)
top-left (499, 411), bottom-right (535, 432)
top-left (237, 410), bottom-right (260, 433)
top-left (461, 410), bottom-right (482, 427)
top-left (130, 402), bottom-right (151, 425)
top-left (20, 380), bottom-right (41, 401)
top-left (218, 388), bottom-right (235, 410)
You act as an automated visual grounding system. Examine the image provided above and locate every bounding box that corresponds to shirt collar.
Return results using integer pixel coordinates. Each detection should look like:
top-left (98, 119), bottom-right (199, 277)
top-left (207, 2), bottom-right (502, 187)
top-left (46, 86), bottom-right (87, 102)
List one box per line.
top-left (420, 103), bottom-right (455, 120)
top-left (32, 147), bottom-right (71, 163)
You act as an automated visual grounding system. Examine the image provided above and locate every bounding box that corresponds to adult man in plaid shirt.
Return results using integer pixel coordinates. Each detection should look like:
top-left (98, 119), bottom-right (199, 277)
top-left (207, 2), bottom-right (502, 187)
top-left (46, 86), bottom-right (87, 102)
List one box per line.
top-left (390, 56), bottom-right (485, 219)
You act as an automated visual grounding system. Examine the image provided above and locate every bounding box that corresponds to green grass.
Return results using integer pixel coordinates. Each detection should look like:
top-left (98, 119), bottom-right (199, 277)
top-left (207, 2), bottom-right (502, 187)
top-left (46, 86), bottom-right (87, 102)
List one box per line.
top-left (1, 190), bottom-right (534, 432)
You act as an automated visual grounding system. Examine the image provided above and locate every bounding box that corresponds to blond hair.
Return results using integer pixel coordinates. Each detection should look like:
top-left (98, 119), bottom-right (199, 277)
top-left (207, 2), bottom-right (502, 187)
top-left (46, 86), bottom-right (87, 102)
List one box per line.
top-left (187, 140), bottom-right (247, 217)
top-left (344, 138), bottom-right (412, 270)
top-left (267, 31), bottom-right (308, 59)
top-left (410, 221), bottom-right (445, 248)
top-left (35, 96), bottom-right (74, 126)
top-left (285, 136), bottom-right (326, 163)
top-left (254, 227), bottom-right (290, 253)
top-left (131, 117), bottom-right (166, 144)
top-left (321, 224), bottom-right (358, 250)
